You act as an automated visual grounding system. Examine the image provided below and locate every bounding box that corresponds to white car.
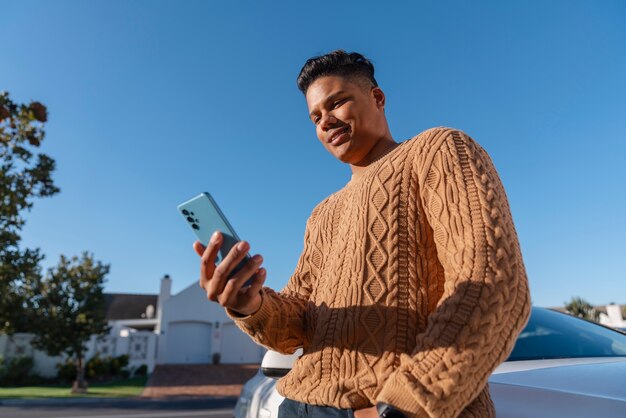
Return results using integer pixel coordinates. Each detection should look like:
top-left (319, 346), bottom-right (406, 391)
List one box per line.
top-left (235, 307), bottom-right (626, 418)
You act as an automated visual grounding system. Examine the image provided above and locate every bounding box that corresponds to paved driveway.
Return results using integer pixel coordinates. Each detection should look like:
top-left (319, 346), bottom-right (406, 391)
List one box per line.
top-left (143, 364), bottom-right (258, 397)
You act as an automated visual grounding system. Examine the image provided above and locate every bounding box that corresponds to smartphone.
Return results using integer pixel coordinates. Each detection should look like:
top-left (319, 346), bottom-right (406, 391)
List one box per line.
top-left (178, 192), bottom-right (252, 281)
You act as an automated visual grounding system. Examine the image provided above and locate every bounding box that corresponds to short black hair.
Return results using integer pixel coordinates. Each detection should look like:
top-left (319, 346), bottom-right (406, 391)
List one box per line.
top-left (297, 50), bottom-right (378, 94)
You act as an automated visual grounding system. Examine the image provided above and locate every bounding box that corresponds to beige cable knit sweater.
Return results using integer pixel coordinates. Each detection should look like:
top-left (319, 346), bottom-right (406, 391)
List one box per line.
top-left (228, 127), bottom-right (531, 418)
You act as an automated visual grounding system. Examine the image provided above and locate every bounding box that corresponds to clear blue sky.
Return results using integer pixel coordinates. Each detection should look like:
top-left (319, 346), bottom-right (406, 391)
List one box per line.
top-left (2, 0), bottom-right (625, 308)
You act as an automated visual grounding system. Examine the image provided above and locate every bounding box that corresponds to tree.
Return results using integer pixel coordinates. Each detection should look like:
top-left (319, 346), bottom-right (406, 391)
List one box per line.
top-left (565, 296), bottom-right (599, 322)
top-left (29, 253), bottom-right (110, 393)
top-left (0, 91), bottom-right (59, 333)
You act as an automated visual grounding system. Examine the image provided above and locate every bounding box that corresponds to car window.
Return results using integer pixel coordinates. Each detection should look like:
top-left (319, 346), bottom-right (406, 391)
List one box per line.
top-left (507, 308), bottom-right (626, 361)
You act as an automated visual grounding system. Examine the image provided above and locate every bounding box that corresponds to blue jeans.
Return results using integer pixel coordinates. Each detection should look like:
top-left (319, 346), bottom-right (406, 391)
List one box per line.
top-left (278, 398), bottom-right (355, 418)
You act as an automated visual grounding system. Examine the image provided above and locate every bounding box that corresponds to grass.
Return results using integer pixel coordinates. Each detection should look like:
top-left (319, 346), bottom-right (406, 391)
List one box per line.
top-left (0, 376), bottom-right (148, 399)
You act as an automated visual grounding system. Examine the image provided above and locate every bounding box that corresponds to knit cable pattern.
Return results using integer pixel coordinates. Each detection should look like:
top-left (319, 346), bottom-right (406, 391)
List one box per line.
top-left (227, 127), bottom-right (530, 418)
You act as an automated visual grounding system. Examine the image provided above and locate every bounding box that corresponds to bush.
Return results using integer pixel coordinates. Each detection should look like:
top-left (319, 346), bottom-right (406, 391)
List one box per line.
top-left (0, 356), bottom-right (41, 387)
top-left (133, 364), bottom-right (148, 377)
top-left (57, 354), bottom-right (131, 383)
top-left (56, 358), bottom-right (77, 383)
top-left (109, 354), bottom-right (129, 377)
top-left (86, 354), bottom-right (109, 379)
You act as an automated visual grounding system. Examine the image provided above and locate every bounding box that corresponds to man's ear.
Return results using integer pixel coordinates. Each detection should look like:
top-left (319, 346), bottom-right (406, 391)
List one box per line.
top-left (372, 87), bottom-right (386, 109)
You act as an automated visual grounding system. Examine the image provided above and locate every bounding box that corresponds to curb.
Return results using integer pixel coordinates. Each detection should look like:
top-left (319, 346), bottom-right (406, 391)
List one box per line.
top-left (0, 396), bottom-right (141, 407)
top-left (0, 395), bottom-right (238, 407)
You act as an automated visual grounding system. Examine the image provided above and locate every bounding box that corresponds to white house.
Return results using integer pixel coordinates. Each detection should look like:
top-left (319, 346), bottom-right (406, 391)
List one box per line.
top-left (156, 275), bottom-right (265, 365)
top-left (599, 303), bottom-right (626, 329)
top-left (0, 274), bottom-right (264, 378)
top-left (0, 291), bottom-right (162, 377)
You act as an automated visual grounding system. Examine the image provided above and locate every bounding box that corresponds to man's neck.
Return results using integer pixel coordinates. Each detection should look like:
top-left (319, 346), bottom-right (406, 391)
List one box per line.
top-left (350, 136), bottom-right (397, 175)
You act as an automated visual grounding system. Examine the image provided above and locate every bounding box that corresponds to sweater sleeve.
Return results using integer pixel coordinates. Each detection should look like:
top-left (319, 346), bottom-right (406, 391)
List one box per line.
top-left (376, 128), bottom-right (531, 418)
top-left (225, 205), bottom-right (323, 355)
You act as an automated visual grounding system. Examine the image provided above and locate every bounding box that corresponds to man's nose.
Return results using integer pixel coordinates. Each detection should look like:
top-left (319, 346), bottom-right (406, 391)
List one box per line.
top-left (320, 113), bottom-right (337, 131)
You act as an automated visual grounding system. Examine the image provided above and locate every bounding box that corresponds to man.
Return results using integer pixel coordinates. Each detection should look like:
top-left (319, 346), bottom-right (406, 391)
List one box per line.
top-left (194, 50), bottom-right (531, 418)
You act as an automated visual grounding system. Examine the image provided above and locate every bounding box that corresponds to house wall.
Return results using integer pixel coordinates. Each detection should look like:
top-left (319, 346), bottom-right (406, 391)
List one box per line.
top-left (0, 333), bottom-right (63, 378)
top-left (599, 304), bottom-right (626, 329)
top-left (165, 321), bottom-right (213, 364)
top-left (156, 282), bottom-right (264, 365)
top-left (0, 331), bottom-right (158, 378)
top-left (94, 331), bottom-right (158, 372)
top-left (219, 323), bottom-right (266, 364)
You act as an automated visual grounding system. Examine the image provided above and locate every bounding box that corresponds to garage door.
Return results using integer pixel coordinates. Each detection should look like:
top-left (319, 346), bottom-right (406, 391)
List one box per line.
top-left (220, 323), bottom-right (262, 364)
top-left (165, 321), bottom-right (212, 364)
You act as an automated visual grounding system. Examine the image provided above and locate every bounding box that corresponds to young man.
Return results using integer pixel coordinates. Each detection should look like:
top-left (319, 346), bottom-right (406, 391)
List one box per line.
top-left (194, 50), bottom-right (531, 418)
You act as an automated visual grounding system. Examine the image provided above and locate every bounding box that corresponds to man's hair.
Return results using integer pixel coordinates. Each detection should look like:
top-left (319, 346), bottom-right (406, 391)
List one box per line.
top-left (297, 50), bottom-right (378, 94)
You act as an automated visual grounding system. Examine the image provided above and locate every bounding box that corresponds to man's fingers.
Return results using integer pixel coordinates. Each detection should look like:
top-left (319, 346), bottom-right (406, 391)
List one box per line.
top-left (219, 254), bottom-right (264, 306)
top-left (194, 241), bottom-right (205, 288)
top-left (218, 240), bottom-right (250, 276)
top-left (247, 268), bottom-right (267, 297)
top-left (199, 232), bottom-right (222, 291)
top-left (196, 234), bottom-right (264, 312)
top-left (211, 240), bottom-right (250, 294)
top-left (222, 267), bottom-right (266, 310)
top-left (233, 254), bottom-right (264, 288)
top-left (230, 269), bottom-right (266, 313)
top-left (193, 241), bottom-right (205, 257)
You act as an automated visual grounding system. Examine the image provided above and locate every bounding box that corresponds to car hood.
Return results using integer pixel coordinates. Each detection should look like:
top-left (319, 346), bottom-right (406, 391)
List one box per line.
top-left (490, 357), bottom-right (626, 399)
top-left (489, 357), bottom-right (626, 418)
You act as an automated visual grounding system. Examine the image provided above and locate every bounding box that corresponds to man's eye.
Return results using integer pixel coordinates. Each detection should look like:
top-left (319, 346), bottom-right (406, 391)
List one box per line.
top-left (312, 117), bottom-right (320, 125)
top-left (332, 99), bottom-right (345, 108)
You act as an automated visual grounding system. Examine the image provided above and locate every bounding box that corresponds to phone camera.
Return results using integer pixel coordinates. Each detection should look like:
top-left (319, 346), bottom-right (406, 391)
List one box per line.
top-left (187, 216), bottom-right (194, 223)
top-left (182, 209), bottom-right (189, 215)
top-left (192, 224), bottom-right (199, 230)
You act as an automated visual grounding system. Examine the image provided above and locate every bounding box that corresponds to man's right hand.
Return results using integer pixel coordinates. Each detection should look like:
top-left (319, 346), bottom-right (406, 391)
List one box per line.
top-left (194, 231), bottom-right (266, 316)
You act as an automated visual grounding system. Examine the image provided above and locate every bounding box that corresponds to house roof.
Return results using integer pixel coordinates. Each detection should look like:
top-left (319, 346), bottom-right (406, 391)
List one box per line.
top-left (104, 293), bottom-right (158, 320)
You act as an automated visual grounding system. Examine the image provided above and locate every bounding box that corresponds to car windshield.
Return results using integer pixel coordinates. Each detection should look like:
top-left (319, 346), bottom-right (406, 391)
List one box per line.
top-left (507, 308), bottom-right (626, 361)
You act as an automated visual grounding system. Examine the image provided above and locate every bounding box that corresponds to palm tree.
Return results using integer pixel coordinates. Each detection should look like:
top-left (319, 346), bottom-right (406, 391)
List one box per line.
top-left (565, 296), bottom-right (599, 322)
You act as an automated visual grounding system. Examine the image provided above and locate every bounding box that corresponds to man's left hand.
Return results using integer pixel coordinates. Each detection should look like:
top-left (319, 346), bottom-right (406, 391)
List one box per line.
top-left (354, 406), bottom-right (379, 418)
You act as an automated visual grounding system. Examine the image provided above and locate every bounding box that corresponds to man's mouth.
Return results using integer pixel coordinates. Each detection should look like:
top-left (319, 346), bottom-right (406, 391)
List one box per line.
top-left (328, 126), bottom-right (350, 145)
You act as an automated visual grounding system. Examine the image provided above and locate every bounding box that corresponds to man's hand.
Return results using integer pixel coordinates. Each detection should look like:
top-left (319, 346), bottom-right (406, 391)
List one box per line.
top-left (194, 231), bottom-right (266, 316)
top-left (354, 406), bottom-right (379, 418)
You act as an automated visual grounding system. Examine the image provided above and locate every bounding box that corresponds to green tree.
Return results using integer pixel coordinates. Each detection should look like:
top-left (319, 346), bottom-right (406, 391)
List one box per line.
top-left (0, 91), bottom-right (59, 333)
top-left (29, 253), bottom-right (110, 393)
top-left (565, 296), bottom-right (599, 322)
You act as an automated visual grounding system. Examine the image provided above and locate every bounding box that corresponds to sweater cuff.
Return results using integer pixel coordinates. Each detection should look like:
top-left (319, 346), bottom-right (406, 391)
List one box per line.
top-left (377, 372), bottom-right (429, 418)
top-left (225, 288), bottom-right (271, 328)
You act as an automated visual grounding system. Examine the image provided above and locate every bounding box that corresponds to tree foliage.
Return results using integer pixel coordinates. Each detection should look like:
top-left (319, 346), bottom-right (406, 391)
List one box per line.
top-left (29, 253), bottom-right (110, 392)
top-left (0, 91), bottom-right (59, 333)
top-left (565, 296), bottom-right (599, 322)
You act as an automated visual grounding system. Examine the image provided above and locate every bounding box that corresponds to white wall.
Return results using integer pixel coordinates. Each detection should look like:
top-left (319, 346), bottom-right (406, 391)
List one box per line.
top-left (220, 323), bottom-right (266, 364)
top-left (94, 331), bottom-right (158, 372)
top-left (165, 321), bottom-right (212, 364)
top-left (157, 282), bottom-right (264, 365)
top-left (157, 283), bottom-right (224, 364)
top-left (600, 304), bottom-right (626, 329)
top-left (0, 333), bottom-right (63, 378)
top-left (0, 331), bottom-right (158, 378)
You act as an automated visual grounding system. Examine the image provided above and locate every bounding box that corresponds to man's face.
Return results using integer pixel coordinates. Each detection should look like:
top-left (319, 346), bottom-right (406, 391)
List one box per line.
top-left (305, 75), bottom-right (387, 165)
